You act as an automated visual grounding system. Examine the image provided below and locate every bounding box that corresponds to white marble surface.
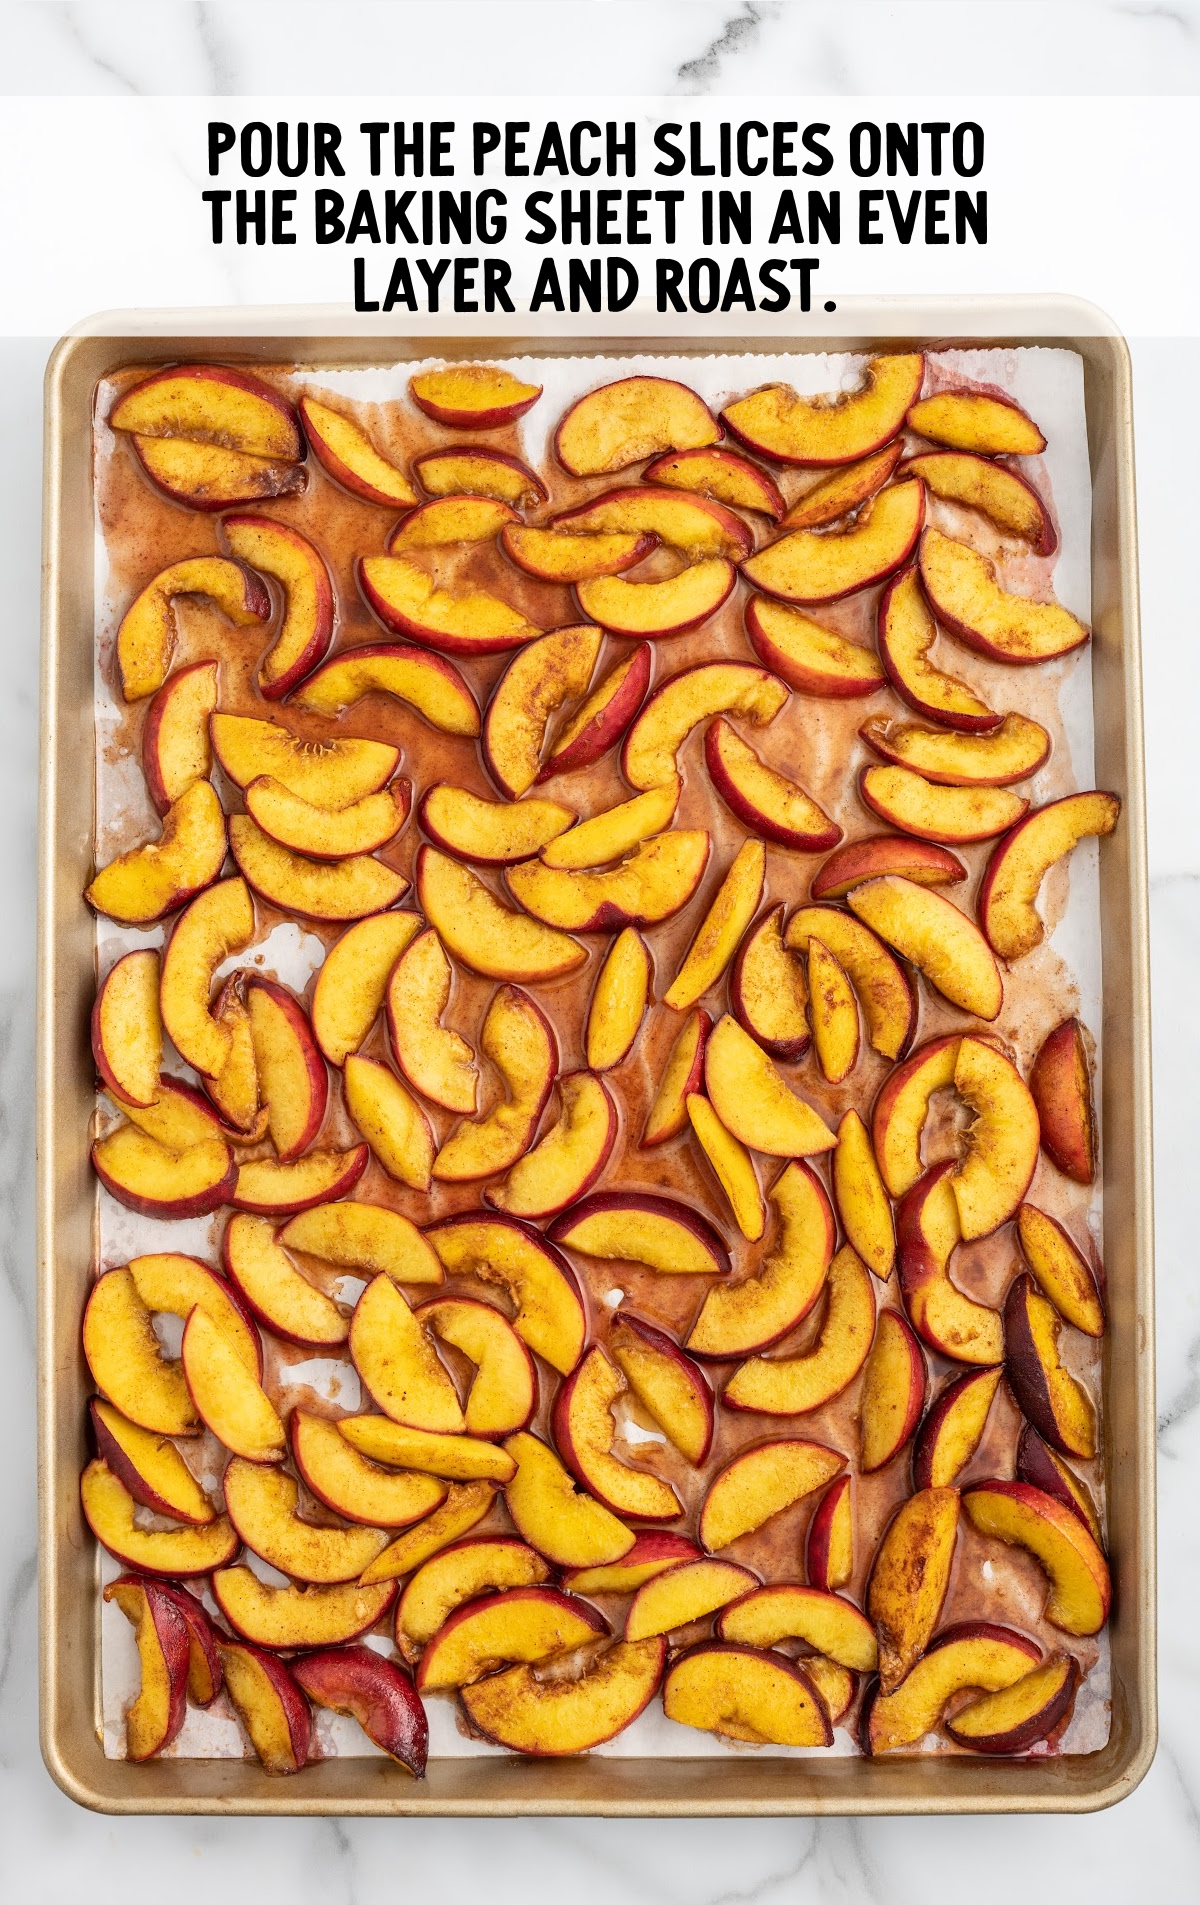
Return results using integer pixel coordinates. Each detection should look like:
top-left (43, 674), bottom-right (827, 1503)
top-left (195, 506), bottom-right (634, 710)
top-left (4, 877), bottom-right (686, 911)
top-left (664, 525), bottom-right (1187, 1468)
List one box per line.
top-left (3, 1), bottom-right (1200, 1898)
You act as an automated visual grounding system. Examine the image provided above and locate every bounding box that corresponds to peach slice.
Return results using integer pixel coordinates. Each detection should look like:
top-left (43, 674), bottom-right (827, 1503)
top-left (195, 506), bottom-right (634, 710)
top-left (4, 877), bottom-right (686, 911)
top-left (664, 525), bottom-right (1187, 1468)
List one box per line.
top-left (210, 712), bottom-right (400, 807)
top-left (416, 847), bottom-right (585, 983)
top-left (784, 905), bottom-right (916, 1060)
top-left (229, 815), bottom-right (408, 923)
top-left (418, 1296), bottom-right (539, 1438)
top-left (858, 1307), bottom-right (927, 1470)
top-left (293, 1646), bottom-right (428, 1776)
top-left (705, 719), bottom-right (840, 852)
top-left (860, 765), bottom-right (1028, 844)
top-left (222, 1213), bottom-right (348, 1348)
top-left (92, 1124), bottom-right (235, 1220)
top-left (89, 1399), bottom-right (213, 1525)
top-left (86, 780), bottom-right (228, 927)
top-left (1004, 1274), bottom-right (1097, 1459)
top-left (414, 445), bottom-right (546, 507)
top-left (210, 984), bottom-right (274, 1141)
top-left (299, 395), bottom-right (416, 506)
top-left (979, 793), bottom-right (1120, 961)
top-left (417, 1586), bottom-right (608, 1692)
top-left (867, 1486), bottom-right (960, 1690)
top-left (462, 1637), bottom-right (666, 1755)
top-left (142, 660), bottom-right (219, 813)
top-left (343, 1054), bottom-right (434, 1190)
top-left (388, 494), bottom-right (519, 551)
top-left (223, 1457), bottom-right (390, 1582)
top-left (213, 1568), bottom-right (395, 1650)
top-left (806, 1476), bottom-right (853, 1592)
top-left (102, 1576), bottom-right (191, 1760)
top-left (397, 1537), bottom-right (552, 1649)
top-left (576, 561), bottom-right (736, 639)
top-left (116, 556), bottom-right (270, 701)
top-left (359, 1483), bottom-right (499, 1584)
top-left (872, 1033), bottom-right (960, 1199)
top-left (83, 1255), bottom-right (258, 1435)
top-left (245, 776), bottom-right (411, 860)
top-left (907, 389), bottom-right (1046, 457)
top-left (799, 1656), bottom-right (856, 1728)
top-left (860, 711), bottom-right (1050, 789)
top-left (846, 877), bottom-right (1002, 1020)
top-left (421, 784), bottom-right (575, 865)
top-left (622, 661), bottom-right (789, 792)
top-left (181, 1307), bottom-right (284, 1463)
top-left (626, 1559), bottom-right (758, 1641)
top-left (360, 556), bottom-right (538, 657)
top-left (745, 595), bottom-right (885, 699)
top-left (781, 441), bottom-right (905, 528)
top-left (552, 1346), bottom-right (682, 1522)
top-left (812, 836), bottom-right (966, 904)
top-left (1029, 1018), bottom-right (1097, 1185)
top-left (132, 436), bottom-right (307, 512)
top-left (433, 986), bottom-right (557, 1184)
top-left (157, 1582), bottom-right (224, 1704)
top-left (110, 1076), bottom-right (234, 1155)
top-left (946, 1654), bottom-right (1080, 1754)
top-left (896, 1163), bottom-right (1005, 1365)
top-left (665, 839), bottom-right (764, 1012)
top-left (832, 1109), bottom-right (895, 1280)
top-left (81, 1459), bottom-right (238, 1576)
top-left (563, 1533), bottom-right (702, 1596)
top-left (92, 949), bottom-right (163, 1108)
top-left (339, 1418), bottom-right (515, 1484)
top-left (542, 782), bottom-right (680, 873)
top-left (687, 1160), bottom-right (834, 1360)
top-left (704, 1015), bottom-right (836, 1158)
top-left (550, 1191), bottom-right (729, 1281)
top-left (292, 642), bottom-right (480, 738)
top-left (901, 451), bottom-right (1055, 554)
top-left (245, 979), bottom-right (327, 1159)
top-left (863, 1621), bottom-right (1042, 1755)
top-left (1016, 1204), bottom-right (1104, 1337)
top-left (501, 524), bottom-right (657, 583)
top-left (877, 566), bottom-right (999, 732)
top-left (641, 1007), bottom-right (712, 1148)
top-left (721, 354), bottom-right (923, 466)
top-left (608, 1313), bottom-right (714, 1466)
top-left (484, 625), bottom-right (602, 799)
top-left (730, 905), bottom-right (809, 1060)
top-left (232, 1146), bottom-right (368, 1215)
top-left (645, 445), bottom-right (784, 518)
top-left (112, 363), bottom-right (302, 458)
top-left (223, 514), bottom-right (334, 698)
top-left (808, 938), bottom-right (859, 1085)
top-left (585, 927), bottom-right (652, 1072)
top-left (726, 1244), bottom-right (876, 1417)
top-left (425, 1214), bottom-right (586, 1375)
top-left (290, 1409), bottom-right (446, 1528)
top-left (555, 375), bottom-right (719, 476)
top-left (717, 1584), bottom-right (879, 1671)
top-left (507, 830), bottom-right (710, 932)
top-left (664, 1641), bottom-right (831, 1747)
top-left (350, 1275), bottom-right (464, 1432)
top-left (912, 1365), bottom-right (1004, 1491)
top-left (280, 1200), bottom-right (442, 1284)
top-left (539, 643), bottom-right (653, 782)
top-left (953, 1037), bottom-right (1041, 1239)
top-left (503, 1431), bottom-right (635, 1569)
top-left (387, 928), bottom-right (479, 1115)
top-left (486, 1071), bottom-right (616, 1220)
top-left (742, 483), bottom-right (925, 605)
top-left (963, 1482), bottom-right (1111, 1634)
top-left (311, 911), bottom-right (421, 1067)
top-left (920, 527), bottom-right (1089, 664)
top-left (411, 363), bottom-right (541, 429)
top-left (218, 1641), bottom-right (313, 1775)
top-left (699, 1440), bottom-right (844, 1552)
top-left (1015, 1426), bottom-right (1104, 1547)
top-left (555, 485), bottom-right (751, 560)
top-left (687, 1094), bottom-right (765, 1242)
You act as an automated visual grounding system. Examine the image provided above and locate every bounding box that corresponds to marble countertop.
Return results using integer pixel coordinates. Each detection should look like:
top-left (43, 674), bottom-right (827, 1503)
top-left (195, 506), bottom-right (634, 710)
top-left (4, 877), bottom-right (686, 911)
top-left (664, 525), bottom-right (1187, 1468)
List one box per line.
top-left (2, 3), bottom-right (1199, 1900)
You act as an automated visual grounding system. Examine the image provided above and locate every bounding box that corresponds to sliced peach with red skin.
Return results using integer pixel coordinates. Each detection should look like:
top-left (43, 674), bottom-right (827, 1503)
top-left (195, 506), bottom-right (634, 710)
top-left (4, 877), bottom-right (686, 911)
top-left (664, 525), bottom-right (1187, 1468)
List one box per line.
top-left (426, 1213), bottom-right (586, 1376)
top-left (546, 782), bottom-right (679, 876)
top-left (229, 814), bottom-right (408, 923)
top-left (158, 1582), bottom-right (224, 1704)
top-left (664, 839), bottom-right (764, 1012)
top-left (1028, 1018), bottom-right (1097, 1184)
top-left (417, 1586), bottom-right (607, 1692)
top-left (704, 717), bottom-right (840, 851)
top-left (784, 904), bottom-right (916, 1060)
top-left (81, 1459), bottom-right (238, 1577)
top-left (549, 1190), bottom-right (730, 1278)
top-left (246, 979), bottom-right (327, 1160)
top-left (911, 1365), bottom-right (1004, 1490)
top-left (360, 1483), bottom-right (500, 1585)
top-left (946, 1654), bottom-right (1081, 1754)
top-left (963, 1481), bottom-right (1111, 1634)
top-left (552, 1345), bottom-right (682, 1522)
top-left (555, 375), bottom-right (719, 476)
top-left (906, 388), bottom-right (1046, 457)
top-left (563, 1533), bottom-right (701, 1596)
top-left (919, 527), bottom-right (1089, 664)
top-left (421, 785), bottom-right (575, 866)
top-left (858, 1307), bottom-right (927, 1471)
top-left (687, 1093), bottom-right (765, 1242)
top-left (622, 661), bottom-right (789, 792)
top-left (687, 1160), bottom-right (834, 1360)
top-left (291, 642), bottom-right (480, 736)
top-left (807, 937), bottom-right (859, 1085)
top-left (896, 1162), bottom-right (1005, 1365)
top-left (223, 514), bottom-right (335, 698)
top-left (585, 927), bottom-right (652, 1072)
top-left (218, 1640), bottom-right (313, 1775)
top-left (725, 1244), bottom-right (876, 1417)
top-left (859, 711), bottom-right (1050, 788)
top-left (1004, 1273), bottom-right (1097, 1460)
top-left (952, 1036), bottom-right (1041, 1240)
top-left (781, 441), bottom-right (905, 528)
top-left (311, 911), bottom-right (421, 1068)
top-left (645, 445), bottom-right (784, 518)
top-left (89, 1399), bottom-right (214, 1525)
top-left (486, 1071), bottom-right (616, 1220)
top-left (877, 566), bottom-right (1000, 733)
top-left (806, 1475), bottom-right (853, 1592)
top-left (872, 1033), bottom-right (961, 1199)
top-left (102, 1575), bottom-right (191, 1761)
top-left (663, 1641), bottom-right (832, 1747)
top-left (242, 787), bottom-right (413, 881)
top-left (980, 792), bottom-right (1120, 962)
top-left (1017, 1203), bottom-right (1105, 1337)
top-left (507, 830), bottom-right (710, 932)
top-left (387, 493), bottom-right (519, 550)
top-left (1015, 1425), bottom-right (1104, 1547)
top-left (92, 1124), bottom-right (235, 1220)
top-left (699, 1439), bottom-right (844, 1553)
top-left (281, 1200), bottom-right (442, 1284)
top-left (111, 1074), bottom-right (233, 1152)
top-left (411, 363), bottom-right (540, 429)
top-left (730, 905), bottom-right (810, 1060)
top-left (863, 1620), bottom-right (1041, 1755)
top-left (85, 780), bottom-right (228, 927)
top-left (92, 949), bottom-right (162, 1108)
top-left (813, 836), bottom-right (966, 904)
top-left (397, 1537), bottom-right (551, 1650)
top-left (418, 1296), bottom-right (539, 1439)
top-left (83, 1254), bottom-right (259, 1436)
top-left (626, 1560), bottom-right (759, 1641)
top-left (721, 355), bottom-right (924, 467)
top-left (832, 1108), bottom-right (895, 1281)
top-left (111, 363), bottom-right (303, 459)
top-left (181, 1307), bottom-right (285, 1463)
top-left (142, 660), bottom-right (219, 812)
top-left (554, 485), bottom-right (751, 560)
top-left (704, 1014), bottom-right (835, 1159)
top-left (223, 1457), bottom-right (390, 1583)
top-left (289, 1408), bottom-right (446, 1527)
top-left (717, 1584), bottom-right (879, 1672)
top-left (222, 1213), bottom-right (349, 1349)
top-left (210, 712), bottom-right (399, 807)
top-left (538, 643), bottom-right (652, 782)
top-left (360, 556), bottom-right (538, 657)
top-left (745, 595), bottom-right (885, 699)
top-left (416, 847), bottom-right (585, 983)
top-left (901, 450), bottom-right (1056, 554)
top-left (483, 625), bottom-right (602, 799)
top-left (577, 561), bottom-right (737, 639)
top-left (742, 483), bottom-right (925, 605)
top-left (414, 444), bottom-right (546, 507)
top-left (116, 557), bottom-right (270, 702)
top-left (433, 985), bottom-right (557, 1184)
top-left (387, 927), bottom-right (478, 1115)
top-left (350, 1274), bottom-right (465, 1433)
top-left (866, 1486), bottom-right (960, 1691)
top-left (859, 765), bottom-right (1028, 845)
top-left (847, 876), bottom-right (1002, 1021)
top-left (343, 1054), bottom-right (433, 1190)
top-left (609, 1313), bottom-right (714, 1466)
top-left (232, 1145), bottom-right (369, 1215)
top-left (338, 1419), bottom-right (514, 1484)
top-left (293, 1646), bottom-right (427, 1777)
top-left (462, 1637), bottom-right (666, 1755)
top-left (641, 1008), bottom-right (712, 1148)
top-left (502, 1431), bottom-right (635, 1569)
top-left (132, 436), bottom-right (306, 512)
top-left (209, 978), bottom-right (285, 1137)
top-left (213, 1568), bottom-right (396, 1650)
top-left (299, 394), bottom-right (417, 507)
top-left (501, 524), bottom-right (657, 583)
